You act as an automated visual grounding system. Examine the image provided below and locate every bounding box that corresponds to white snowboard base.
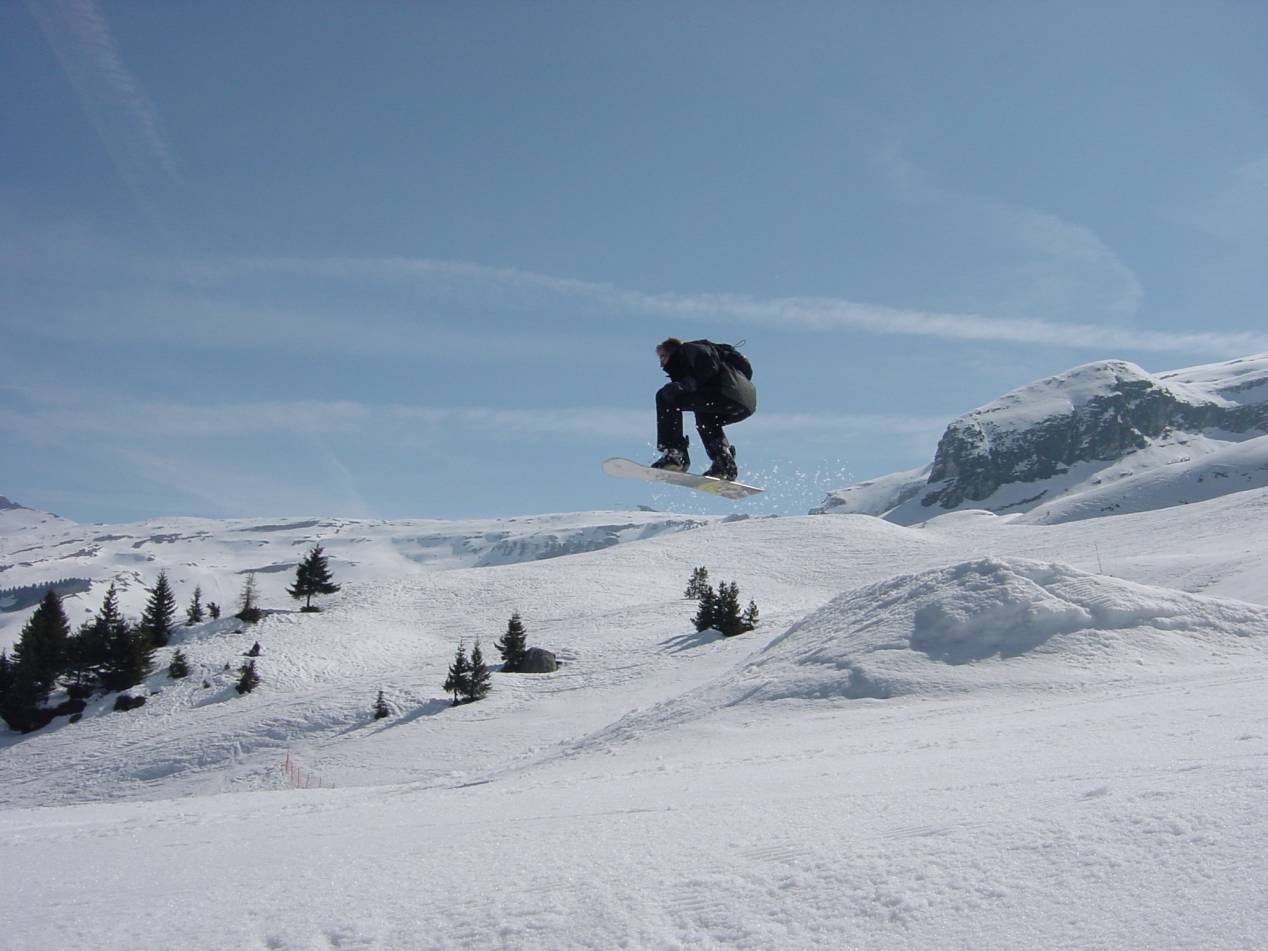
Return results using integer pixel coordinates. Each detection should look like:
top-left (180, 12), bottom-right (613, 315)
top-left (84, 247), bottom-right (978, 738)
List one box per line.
top-left (602, 457), bottom-right (765, 500)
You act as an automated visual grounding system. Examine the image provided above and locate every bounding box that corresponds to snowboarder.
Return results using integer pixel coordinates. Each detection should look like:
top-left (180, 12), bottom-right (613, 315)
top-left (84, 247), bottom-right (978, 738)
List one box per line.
top-left (650, 338), bottom-right (757, 481)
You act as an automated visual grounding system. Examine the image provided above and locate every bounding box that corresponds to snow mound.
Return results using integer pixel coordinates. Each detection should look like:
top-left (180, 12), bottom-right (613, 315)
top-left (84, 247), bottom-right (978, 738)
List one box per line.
top-left (743, 558), bottom-right (1268, 700)
top-left (583, 558), bottom-right (1268, 749)
top-left (742, 558), bottom-right (1268, 700)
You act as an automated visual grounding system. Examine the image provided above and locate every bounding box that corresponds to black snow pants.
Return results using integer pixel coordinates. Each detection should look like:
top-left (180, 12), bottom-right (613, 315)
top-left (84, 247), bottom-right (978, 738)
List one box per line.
top-left (656, 382), bottom-right (753, 458)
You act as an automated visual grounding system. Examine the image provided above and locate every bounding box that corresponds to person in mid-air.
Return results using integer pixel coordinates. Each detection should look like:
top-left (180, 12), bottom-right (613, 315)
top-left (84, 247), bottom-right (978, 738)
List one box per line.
top-left (650, 337), bottom-right (757, 481)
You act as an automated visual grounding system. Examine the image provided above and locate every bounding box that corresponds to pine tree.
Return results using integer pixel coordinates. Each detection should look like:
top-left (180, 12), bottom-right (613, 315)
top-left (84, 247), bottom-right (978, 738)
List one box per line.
top-left (236, 573), bottom-right (262, 623)
top-left (62, 629), bottom-right (95, 699)
top-left (685, 566), bottom-right (711, 600)
top-left (0, 663), bottom-right (41, 732)
top-left (466, 640), bottom-right (492, 703)
top-left (208, 602), bottom-right (221, 620)
top-left (443, 641), bottom-right (472, 706)
top-left (64, 584), bottom-right (127, 696)
top-left (168, 649), bottom-right (190, 680)
top-left (186, 586), bottom-right (205, 625)
top-left (288, 544), bottom-right (341, 612)
top-left (235, 659), bottom-right (260, 694)
top-left (373, 689), bottom-right (390, 720)
top-left (0, 648), bottom-right (40, 732)
top-left (714, 582), bottom-right (746, 637)
top-left (101, 616), bottom-right (154, 693)
top-left (496, 611), bottom-right (528, 672)
top-left (139, 570), bottom-right (177, 648)
top-left (693, 584), bottom-right (718, 633)
top-left (742, 599), bottom-right (760, 632)
top-left (11, 589), bottom-right (71, 699)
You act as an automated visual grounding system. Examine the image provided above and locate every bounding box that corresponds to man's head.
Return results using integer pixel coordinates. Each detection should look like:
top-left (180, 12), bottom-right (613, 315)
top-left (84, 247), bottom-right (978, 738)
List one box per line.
top-left (656, 337), bottom-right (682, 368)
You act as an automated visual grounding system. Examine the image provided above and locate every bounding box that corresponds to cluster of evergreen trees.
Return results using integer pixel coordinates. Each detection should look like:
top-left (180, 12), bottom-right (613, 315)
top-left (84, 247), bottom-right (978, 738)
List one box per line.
top-left (0, 575), bottom-right (173, 732)
top-left (432, 611), bottom-right (533, 710)
top-left (685, 566), bottom-right (759, 637)
top-left (442, 640), bottom-right (492, 705)
top-left (1, 545), bottom-right (345, 733)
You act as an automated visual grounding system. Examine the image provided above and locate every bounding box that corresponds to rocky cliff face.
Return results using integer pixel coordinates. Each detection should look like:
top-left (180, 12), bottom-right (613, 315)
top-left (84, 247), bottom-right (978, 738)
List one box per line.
top-left (923, 361), bottom-right (1268, 509)
top-left (818, 354), bottom-right (1268, 523)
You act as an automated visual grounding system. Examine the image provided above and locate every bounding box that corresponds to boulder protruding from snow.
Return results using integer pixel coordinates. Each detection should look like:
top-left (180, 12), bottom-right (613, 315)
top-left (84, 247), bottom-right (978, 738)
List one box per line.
top-left (517, 648), bottom-right (558, 673)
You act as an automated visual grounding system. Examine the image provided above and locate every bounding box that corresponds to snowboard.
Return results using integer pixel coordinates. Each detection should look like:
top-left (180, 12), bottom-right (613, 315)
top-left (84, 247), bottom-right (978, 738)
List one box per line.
top-left (602, 457), bottom-right (765, 500)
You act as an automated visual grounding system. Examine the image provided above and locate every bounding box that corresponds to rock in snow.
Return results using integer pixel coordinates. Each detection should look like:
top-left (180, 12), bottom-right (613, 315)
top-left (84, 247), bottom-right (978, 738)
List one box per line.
top-left (517, 647), bottom-right (559, 673)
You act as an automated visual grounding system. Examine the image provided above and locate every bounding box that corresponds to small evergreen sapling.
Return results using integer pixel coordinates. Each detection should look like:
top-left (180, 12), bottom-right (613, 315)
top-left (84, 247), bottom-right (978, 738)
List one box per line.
top-left (208, 602), bottom-right (221, 620)
top-left (742, 600), bottom-right (760, 631)
top-left (466, 640), bottom-right (492, 703)
top-left (236, 573), bottom-right (263, 624)
top-left (443, 642), bottom-right (472, 706)
top-left (235, 659), bottom-right (260, 694)
top-left (685, 566), bottom-right (711, 600)
top-left (288, 544), bottom-right (341, 612)
top-left (373, 689), bottom-right (390, 720)
top-left (186, 586), bottom-right (205, 625)
top-left (496, 611), bottom-right (528, 672)
top-left (168, 649), bottom-right (190, 680)
top-left (714, 581), bottom-right (746, 638)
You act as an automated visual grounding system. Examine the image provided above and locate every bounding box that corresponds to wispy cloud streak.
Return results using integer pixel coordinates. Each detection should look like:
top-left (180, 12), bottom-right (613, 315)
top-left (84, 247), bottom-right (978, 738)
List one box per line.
top-left (0, 398), bottom-right (947, 445)
top-left (222, 255), bottom-right (1268, 357)
top-left (873, 138), bottom-right (1144, 324)
top-left (25, 0), bottom-right (178, 199)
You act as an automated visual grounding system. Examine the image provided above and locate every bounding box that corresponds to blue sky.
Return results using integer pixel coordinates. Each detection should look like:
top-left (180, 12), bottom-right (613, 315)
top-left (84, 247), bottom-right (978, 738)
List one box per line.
top-left (3, 0), bottom-right (1267, 523)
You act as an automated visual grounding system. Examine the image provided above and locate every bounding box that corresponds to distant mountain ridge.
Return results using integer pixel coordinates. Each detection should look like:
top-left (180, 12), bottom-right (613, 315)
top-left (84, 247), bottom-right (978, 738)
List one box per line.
top-left (817, 353), bottom-right (1268, 525)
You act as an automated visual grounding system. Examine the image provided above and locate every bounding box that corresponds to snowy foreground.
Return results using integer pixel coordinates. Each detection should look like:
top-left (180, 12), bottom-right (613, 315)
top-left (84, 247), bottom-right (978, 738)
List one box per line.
top-left (3, 494), bottom-right (1268, 949)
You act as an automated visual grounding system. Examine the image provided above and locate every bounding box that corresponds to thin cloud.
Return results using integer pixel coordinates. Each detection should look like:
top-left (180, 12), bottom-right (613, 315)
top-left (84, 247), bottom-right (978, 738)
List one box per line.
top-left (0, 397), bottom-right (945, 445)
top-left (1183, 150), bottom-right (1268, 242)
top-left (25, 0), bottom-right (178, 197)
top-left (873, 137), bottom-right (1144, 324)
top-left (216, 254), bottom-right (1268, 357)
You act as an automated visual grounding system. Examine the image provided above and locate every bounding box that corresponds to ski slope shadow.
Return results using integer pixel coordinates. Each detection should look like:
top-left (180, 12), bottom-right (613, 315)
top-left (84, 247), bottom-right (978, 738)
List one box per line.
top-left (659, 628), bottom-right (725, 654)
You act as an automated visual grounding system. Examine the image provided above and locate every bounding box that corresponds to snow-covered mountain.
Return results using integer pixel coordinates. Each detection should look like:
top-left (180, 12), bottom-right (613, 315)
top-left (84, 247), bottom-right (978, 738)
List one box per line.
top-left (0, 495), bottom-right (77, 536)
top-left (816, 353), bottom-right (1268, 524)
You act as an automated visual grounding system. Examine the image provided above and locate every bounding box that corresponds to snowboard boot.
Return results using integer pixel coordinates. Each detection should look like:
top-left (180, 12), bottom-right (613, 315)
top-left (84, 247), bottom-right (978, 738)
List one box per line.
top-left (650, 445), bottom-right (690, 472)
top-left (702, 442), bottom-right (738, 481)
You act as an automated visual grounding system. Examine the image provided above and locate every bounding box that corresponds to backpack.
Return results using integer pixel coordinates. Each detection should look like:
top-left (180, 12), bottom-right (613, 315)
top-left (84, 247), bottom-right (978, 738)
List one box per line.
top-left (714, 342), bottom-right (754, 381)
top-left (689, 339), bottom-right (753, 380)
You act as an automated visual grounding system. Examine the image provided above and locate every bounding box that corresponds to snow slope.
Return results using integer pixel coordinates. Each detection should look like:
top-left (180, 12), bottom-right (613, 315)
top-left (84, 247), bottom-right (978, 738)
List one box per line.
top-left (3, 489), bottom-right (1268, 950)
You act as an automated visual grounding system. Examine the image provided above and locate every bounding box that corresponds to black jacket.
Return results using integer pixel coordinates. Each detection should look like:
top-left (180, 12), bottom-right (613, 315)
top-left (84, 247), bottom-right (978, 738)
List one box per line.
top-left (663, 341), bottom-right (757, 415)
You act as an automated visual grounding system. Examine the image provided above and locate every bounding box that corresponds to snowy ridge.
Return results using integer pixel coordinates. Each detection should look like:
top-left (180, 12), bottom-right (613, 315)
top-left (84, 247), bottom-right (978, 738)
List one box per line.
top-left (0, 506), bottom-right (712, 642)
top-left (0, 496), bottom-right (76, 536)
top-left (818, 351), bottom-right (1268, 524)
